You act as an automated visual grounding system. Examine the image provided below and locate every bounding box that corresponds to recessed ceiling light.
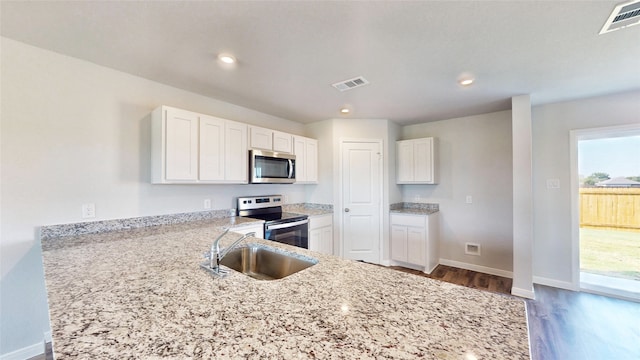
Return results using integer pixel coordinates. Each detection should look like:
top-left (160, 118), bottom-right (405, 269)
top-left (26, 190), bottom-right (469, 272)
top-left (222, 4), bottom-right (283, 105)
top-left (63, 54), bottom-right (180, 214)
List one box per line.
top-left (340, 107), bottom-right (350, 114)
top-left (218, 54), bottom-right (236, 64)
top-left (459, 78), bottom-right (474, 86)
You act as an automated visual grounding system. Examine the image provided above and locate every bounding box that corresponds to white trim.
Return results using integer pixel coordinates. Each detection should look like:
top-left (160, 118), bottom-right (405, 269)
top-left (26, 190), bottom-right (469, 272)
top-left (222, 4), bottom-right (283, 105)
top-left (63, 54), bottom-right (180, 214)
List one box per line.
top-left (580, 283), bottom-right (640, 303)
top-left (569, 123), bottom-right (640, 292)
top-left (0, 342), bottom-right (43, 360)
top-left (511, 286), bottom-right (535, 299)
top-left (533, 276), bottom-right (577, 291)
top-left (439, 258), bottom-right (513, 278)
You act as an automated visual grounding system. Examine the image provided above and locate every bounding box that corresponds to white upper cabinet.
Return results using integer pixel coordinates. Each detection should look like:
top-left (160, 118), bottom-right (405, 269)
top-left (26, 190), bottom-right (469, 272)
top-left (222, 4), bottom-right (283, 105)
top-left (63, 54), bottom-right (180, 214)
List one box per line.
top-left (199, 116), bottom-right (225, 181)
top-left (224, 120), bottom-right (248, 183)
top-left (249, 126), bottom-right (293, 153)
top-left (151, 106), bottom-right (248, 184)
top-left (396, 137), bottom-right (437, 184)
top-left (273, 130), bottom-right (293, 153)
top-left (249, 126), bottom-right (273, 151)
top-left (293, 135), bottom-right (318, 184)
top-left (152, 106), bottom-right (199, 183)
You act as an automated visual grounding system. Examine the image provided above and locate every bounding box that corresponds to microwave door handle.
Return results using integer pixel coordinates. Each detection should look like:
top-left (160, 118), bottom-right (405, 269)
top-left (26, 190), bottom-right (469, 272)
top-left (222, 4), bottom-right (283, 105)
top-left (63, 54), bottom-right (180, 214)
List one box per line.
top-left (288, 159), bottom-right (294, 179)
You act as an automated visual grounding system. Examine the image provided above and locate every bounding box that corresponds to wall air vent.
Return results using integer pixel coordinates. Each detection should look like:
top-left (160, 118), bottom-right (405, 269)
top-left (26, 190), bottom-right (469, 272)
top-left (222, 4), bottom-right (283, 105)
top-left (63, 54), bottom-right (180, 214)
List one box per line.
top-left (600, 0), bottom-right (640, 34)
top-left (331, 76), bottom-right (369, 92)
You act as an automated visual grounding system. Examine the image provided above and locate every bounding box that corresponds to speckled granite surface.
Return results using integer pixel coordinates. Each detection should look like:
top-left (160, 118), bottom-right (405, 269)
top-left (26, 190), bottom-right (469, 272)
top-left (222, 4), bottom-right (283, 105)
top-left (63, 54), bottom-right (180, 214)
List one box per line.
top-left (41, 218), bottom-right (529, 359)
top-left (390, 202), bottom-right (440, 215)
top-left (40, 209), bottom-right (237, 240)
top-left (283, 203), bottom-right (333, 216)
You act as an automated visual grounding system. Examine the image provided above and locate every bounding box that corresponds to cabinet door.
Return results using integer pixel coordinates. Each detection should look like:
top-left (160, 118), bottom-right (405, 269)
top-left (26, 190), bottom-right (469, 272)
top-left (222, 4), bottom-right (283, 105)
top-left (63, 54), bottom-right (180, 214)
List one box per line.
top-left (273, 130), bottom-right (293, 153)
top-left (414, 138), bottom-right (433, 183)
top-left (406, 226), bottom-right (426, 265)
top-left (305, 139), bottom-right (318, 183)
top-left (293, 136), bottom-right (307, 182)
top-left (309, 228), bottom-right (322, 252)
top-left (396, 140), bottom-right (414, 183)
top-left (320, 226), bottom-right (333, 255)
top-left (199, 116), bottom-right (225, 181)
top-left (165, 108), bottom-right (198, 181)
top-left (249, 126), bottom-right (273, 150)
top-left (390, 225), bottom-right (408, 262)
top-left (225, 120), bottom-right (248, 182)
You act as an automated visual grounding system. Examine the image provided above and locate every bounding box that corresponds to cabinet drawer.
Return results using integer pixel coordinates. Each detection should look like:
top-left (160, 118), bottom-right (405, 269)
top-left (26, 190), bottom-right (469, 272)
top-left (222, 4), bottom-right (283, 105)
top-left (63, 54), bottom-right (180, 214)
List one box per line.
top-left (309, 214), bottom-right (332, 229)
top-left (390, 214), bottom-right (426, 227)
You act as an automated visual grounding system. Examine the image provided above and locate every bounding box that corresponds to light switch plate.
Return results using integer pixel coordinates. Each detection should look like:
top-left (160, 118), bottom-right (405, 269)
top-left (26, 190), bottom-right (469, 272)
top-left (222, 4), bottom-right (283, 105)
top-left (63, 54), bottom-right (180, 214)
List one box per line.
top-left (546, 179), bottom-right (560, 189)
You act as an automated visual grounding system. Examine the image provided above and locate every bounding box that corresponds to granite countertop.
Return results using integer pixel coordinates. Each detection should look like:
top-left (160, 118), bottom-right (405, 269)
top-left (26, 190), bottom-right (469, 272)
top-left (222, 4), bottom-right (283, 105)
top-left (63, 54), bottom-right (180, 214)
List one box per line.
top-left (390, 202), bottom-right (439, 216)
top-left (283, 203), bottom-right (333, 216)
top-left (41, 218), bottom-right (529, 359)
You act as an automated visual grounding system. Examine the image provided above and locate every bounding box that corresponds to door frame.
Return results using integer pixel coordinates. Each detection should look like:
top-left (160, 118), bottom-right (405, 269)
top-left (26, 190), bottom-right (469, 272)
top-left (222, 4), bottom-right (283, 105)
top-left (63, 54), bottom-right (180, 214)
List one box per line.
top-left (569, 123), bottom-right (640, 290)
top-left (338, 138), bottom-right (384, 262)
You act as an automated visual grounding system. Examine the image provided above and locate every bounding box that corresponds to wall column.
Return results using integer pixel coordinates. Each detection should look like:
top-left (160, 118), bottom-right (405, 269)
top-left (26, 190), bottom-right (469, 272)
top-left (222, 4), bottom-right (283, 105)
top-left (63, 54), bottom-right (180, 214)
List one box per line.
top-left (511, 95), bottom-right (535, 299)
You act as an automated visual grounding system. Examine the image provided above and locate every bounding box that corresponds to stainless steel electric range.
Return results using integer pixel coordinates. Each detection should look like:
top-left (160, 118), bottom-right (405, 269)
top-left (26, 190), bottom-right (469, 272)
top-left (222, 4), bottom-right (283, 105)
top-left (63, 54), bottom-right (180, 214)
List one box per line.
top-left (237, 195), bottom-right (309, 249)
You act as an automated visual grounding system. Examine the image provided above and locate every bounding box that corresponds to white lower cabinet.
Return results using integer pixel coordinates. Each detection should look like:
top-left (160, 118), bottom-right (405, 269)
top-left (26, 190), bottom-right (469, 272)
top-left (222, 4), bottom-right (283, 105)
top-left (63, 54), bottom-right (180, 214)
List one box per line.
top-left (390, 212), bottom-right (439, 274)
top-left (232, 224), bottom-right (264, 239)
top-left (309, 214), bottom-right (333, 255)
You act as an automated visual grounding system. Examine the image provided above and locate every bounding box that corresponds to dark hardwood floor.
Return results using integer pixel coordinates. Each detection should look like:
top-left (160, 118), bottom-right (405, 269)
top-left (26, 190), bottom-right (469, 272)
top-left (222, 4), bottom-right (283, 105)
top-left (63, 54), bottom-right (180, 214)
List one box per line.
top-left (390, 264), bottom-right (513, 295)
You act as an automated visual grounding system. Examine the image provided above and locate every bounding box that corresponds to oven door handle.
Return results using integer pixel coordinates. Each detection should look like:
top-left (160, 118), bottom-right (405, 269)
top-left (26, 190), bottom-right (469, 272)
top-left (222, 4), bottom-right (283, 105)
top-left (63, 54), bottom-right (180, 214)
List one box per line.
top-left (266, 219), bottom-right (308, 230)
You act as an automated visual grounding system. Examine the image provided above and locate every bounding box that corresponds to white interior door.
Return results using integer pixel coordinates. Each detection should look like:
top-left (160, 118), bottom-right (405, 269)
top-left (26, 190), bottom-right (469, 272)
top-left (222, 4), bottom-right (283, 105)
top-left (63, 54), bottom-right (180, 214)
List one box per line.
top-left (341, 141), bottom-right (381, 263)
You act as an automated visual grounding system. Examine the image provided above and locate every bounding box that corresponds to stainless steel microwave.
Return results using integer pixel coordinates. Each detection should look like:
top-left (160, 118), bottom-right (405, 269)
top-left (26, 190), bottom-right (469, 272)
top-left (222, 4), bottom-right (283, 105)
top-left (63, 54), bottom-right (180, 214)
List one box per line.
top-left (249, 149), bottom-right (296, 184)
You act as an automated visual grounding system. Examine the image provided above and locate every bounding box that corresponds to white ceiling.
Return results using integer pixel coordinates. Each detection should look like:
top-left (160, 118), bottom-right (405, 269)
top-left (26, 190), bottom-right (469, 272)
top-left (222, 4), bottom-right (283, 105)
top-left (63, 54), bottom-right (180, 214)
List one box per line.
top-left (1, 1), bottom-right (639, 125)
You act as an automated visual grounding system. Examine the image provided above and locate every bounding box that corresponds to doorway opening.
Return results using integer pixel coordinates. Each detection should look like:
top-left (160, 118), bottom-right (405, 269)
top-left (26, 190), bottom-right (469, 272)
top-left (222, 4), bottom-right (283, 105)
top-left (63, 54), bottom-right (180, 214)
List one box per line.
top-left (572, 125), bottom-right (640, 301)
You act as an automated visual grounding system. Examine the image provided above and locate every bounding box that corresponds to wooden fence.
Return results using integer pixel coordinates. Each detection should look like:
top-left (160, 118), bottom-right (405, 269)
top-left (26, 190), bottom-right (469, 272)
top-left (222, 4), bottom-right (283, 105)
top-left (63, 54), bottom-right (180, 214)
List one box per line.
top-left (580, 188), bottom-right (640, 231)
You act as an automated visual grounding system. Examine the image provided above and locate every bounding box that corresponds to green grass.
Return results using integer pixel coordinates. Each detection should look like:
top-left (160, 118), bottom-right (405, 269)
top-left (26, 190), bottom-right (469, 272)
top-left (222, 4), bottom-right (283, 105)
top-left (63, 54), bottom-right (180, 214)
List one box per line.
top-left (580, 228), bottom-right (640, 281)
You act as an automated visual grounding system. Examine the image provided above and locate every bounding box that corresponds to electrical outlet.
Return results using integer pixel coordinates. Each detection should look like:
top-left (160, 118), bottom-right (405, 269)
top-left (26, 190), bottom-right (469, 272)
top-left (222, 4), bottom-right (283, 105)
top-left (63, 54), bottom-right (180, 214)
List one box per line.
top-left (82, 203), bottom-right (95, 219)
top-left (203, 199), bottom-right (212, 210)
top-left (465, 195), bottom-right (473, 204)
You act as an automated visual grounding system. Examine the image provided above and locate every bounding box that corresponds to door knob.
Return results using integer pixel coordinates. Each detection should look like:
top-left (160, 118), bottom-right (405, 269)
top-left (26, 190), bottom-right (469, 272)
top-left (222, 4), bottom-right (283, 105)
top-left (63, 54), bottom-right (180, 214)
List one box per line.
top-left (344, 208), bottom-right (350, 212)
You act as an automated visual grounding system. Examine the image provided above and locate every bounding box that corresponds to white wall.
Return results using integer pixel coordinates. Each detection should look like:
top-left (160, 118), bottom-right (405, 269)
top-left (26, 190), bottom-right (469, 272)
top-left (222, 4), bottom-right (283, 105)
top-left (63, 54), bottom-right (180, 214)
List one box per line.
top-left (401, 111), bottom-right (514, 275)
top-left (0, 37), bottom-right (309, 356)
top-left (531, 90), bottom-right (640, 288)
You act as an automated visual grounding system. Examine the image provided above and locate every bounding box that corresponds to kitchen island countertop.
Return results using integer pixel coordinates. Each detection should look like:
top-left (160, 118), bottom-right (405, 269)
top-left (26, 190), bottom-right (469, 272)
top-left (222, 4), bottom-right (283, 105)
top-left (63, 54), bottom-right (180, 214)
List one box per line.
top-left (41, 218), bottom-right (529, 359)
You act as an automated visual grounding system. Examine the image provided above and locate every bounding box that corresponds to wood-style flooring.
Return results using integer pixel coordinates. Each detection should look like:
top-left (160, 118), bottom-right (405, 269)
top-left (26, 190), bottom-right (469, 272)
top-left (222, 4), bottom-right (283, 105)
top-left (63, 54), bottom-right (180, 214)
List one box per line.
top-left (526, 284), bottom-right (640, 360)
top-left (390, 264), bottom-right (513, 295)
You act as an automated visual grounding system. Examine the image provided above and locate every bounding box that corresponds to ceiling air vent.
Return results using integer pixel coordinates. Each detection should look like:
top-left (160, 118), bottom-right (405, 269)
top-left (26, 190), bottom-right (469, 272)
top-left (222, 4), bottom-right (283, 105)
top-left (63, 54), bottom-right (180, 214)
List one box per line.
top-left (600, 0), bottom-right (640, 34)
top-left (331, 76), bottom-right (369, 92)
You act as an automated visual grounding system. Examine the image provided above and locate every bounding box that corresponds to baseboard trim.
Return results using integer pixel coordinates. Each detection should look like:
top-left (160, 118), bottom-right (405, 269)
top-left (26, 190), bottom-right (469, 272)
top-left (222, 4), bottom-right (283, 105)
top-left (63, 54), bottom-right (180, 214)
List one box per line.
top-left (0, 341), bottom-right (43, 360)
top-left (438, 258), bottom-right (513, 278)
top-left (533, 276), bottom-right (577, 291)
top-left (511, 286), bottom-right (536, 299)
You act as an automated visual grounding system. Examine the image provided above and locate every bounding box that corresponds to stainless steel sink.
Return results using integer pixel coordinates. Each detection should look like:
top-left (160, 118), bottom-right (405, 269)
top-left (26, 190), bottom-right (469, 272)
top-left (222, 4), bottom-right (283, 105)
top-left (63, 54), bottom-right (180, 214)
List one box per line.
top-left (218, 244), bottom-right (317, 280)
